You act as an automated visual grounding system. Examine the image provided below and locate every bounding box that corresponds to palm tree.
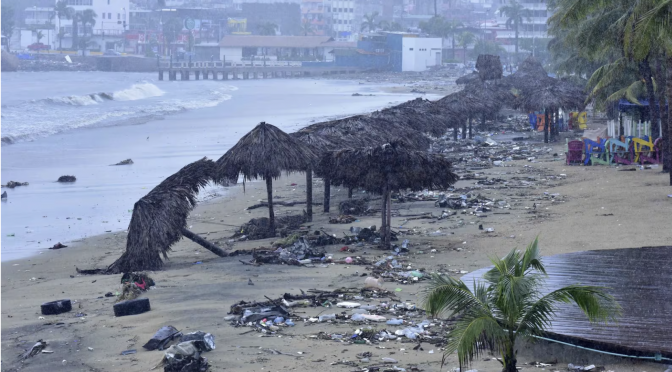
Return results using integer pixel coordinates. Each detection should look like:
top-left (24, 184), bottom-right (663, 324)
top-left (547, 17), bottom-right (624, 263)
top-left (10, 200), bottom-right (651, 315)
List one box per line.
top-left (424, 238), bottom-right (620, 372)
top-left (36, 30), bottom-right (44, 44)
top-left (498, 0), bottom-right (531, 63)
top-left (257, 22), bottom-right (278, 36)
top-left (457, 31), bottom-right (475, 65)
top-left (300, 20), bottom-right (315, 36)
top-left (360, 12), bottom-right (379, 33)
top-left (80, 9), bottom-right (97, 38)
top-left (53, 1), bottom-right (73, 50)
top-left (71, 12), bottom-right (80, 51)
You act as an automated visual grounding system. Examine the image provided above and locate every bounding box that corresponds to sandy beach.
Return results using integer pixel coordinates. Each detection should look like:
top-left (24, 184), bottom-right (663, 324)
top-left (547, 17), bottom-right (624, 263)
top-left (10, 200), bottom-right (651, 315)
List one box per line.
top-left (2, 120), bottom-right (671, 372)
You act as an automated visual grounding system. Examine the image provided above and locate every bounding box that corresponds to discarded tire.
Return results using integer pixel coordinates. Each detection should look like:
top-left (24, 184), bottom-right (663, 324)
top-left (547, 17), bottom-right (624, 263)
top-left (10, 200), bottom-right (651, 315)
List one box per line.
top-left (114, 298), bottom-right (150, 317)
top-left (41, 299), bottom-right (72, 315)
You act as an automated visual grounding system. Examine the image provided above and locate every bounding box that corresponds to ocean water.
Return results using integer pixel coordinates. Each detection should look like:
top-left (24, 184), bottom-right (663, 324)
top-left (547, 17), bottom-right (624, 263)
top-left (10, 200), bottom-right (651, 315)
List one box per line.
top-left (1, 71), bottom-right (420, 261)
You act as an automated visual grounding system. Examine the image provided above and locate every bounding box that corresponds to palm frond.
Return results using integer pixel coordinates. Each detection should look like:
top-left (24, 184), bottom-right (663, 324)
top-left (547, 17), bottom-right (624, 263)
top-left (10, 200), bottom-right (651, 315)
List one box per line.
top-left (605, 79), bottom-right (644, 104)
top-left (446, 314), bottom-right (507, 371)
top-left (516, 284), bottom-right (621, 337)
top-left (520, 237), bottom-right (545, 274)
top-left (423, 275), bottom-right (490, 318)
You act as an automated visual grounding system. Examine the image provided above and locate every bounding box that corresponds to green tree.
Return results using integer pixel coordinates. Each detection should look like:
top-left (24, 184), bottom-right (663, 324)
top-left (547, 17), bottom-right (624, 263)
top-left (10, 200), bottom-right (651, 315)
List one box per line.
top-left (419, 17), bottom-right (463, 60)
top-left (53, 1), bottom-right (74, 50)
top-left (1, 5), bottom-right (15, 51)
top-left (378, 20), bottom-right (403, 32)
top-left (163, 17), bottom-right (183, 56)
top-left (257, 22), bottom-right (278, 36)
top-left (470, 39), bottom-right (506, 59)
top-left (457, 31), bottom-right (475, 65)
top-left (424, 238), bottom-right (620, 372)
top-left (300, 20), bottom-right (315, 36)
top-left (81, 9), bottom-right (97, 38)
top-left (498, 0), bottom-right (531, 63)
top-left (360, 12), bottom-right (379, 33)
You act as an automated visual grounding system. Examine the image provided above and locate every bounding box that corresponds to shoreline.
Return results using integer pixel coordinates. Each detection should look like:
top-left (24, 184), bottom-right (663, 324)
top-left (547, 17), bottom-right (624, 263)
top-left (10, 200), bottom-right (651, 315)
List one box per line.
top-left (1, 76), bottom-right (424, 262)
top-left (3, 120), bottom-right (671, 371)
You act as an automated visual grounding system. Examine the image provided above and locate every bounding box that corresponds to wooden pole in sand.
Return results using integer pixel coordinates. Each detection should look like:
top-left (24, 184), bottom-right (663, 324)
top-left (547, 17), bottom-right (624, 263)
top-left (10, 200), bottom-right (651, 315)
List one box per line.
top-left (181, 228), bottom-right (228, 257)
top-left (306, 167), bottom-right (313, 222)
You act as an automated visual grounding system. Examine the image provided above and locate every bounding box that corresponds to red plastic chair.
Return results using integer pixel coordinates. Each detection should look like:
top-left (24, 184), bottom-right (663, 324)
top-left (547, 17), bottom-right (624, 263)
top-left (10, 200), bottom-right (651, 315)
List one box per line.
top-left (566, 140), bottom-right (583, 165)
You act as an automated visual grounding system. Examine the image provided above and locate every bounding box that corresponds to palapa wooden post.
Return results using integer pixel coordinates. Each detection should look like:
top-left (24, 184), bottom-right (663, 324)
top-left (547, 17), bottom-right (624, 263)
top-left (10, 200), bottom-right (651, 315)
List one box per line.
top-left (381, 185), bottom-right (387, 243)
top-left (468, 115), bottom-right (473, 139)
top-left (462, 120), bottom-right (467, 139)
top-left (385, 190), bottom-right (392, 248)
top-left (306, 167), bottom-right (313, 222)
top-left (348, 187), bottom-right (353, 199)
top-left (544, 108), bottom-right (550, 143)
top-left (266, 175), bottom-right (275, 232)
top-left (453, 126), bottom-right (458, 141)
top-left (323, 177), bottom-right (331, 213)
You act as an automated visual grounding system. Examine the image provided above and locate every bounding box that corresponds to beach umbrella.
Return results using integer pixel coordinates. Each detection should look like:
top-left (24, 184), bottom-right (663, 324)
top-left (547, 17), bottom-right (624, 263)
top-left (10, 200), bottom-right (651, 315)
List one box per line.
top-left (214, 122), bottom-right (318, 234)
top-left (516, 80), bottom-right (587, 142)
top-left (460, 80), bottom-right (516, 138)
top-left (434, 92), bottom-right (471, 140)
top-left (374, 98), bottom-right (449, 138)
top-left (504, 55), bottom-right (554, 92)
top-left (320, 142), bottom-right (458, 248)
top-left (106, 157), bottom-right (227, 274)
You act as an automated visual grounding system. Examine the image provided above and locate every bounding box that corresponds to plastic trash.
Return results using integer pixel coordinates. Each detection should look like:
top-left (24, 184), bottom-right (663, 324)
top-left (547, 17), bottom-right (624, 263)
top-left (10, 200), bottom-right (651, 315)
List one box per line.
top-left (344, 257), bottom-right (353, 264)
top-left (284, 319), bottom-right (295, 326)
top-left (179, 331), bottom-right (215, 351)
top-left (359, 305), bottom-right (378, 311)
top-left (493, 160), bottom-right (503, 166)
top-left (382, 357), bottom-right (398, 363)
top-left (273, 317), bottom-right (285, 324)
top-left (282, 299), bottom-right (310, 308)
top-left (351, 314), bottom-right (386, 322)
top-left (298, 259), bottom-right (312, 264)
top-left (364, 276), bottom-right (384, 289)
top-left (143, 326), bottom-right (182, 351)
top-left (318, 314), bottom-right (336, 322)
top-left (386, 319), bottom-right (403, 325)
top-left (401, 239), bottom-right (409, 248)
top-left (336, 302), bottom-right (361, 308)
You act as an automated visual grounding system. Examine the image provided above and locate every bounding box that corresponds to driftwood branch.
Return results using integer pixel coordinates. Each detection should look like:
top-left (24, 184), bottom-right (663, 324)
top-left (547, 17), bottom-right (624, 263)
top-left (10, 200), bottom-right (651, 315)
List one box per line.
top-left (181, 228), bottom-right (228, 257)
top-left (247, 200), bottom-right (322, 210)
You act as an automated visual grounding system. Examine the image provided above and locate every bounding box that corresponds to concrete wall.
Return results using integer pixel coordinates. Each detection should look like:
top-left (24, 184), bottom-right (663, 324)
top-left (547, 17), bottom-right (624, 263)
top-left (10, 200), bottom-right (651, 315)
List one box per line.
top-left (220, 47), bottom-right (243, 62)
top-left (401, 37), bottom-right (441, 71)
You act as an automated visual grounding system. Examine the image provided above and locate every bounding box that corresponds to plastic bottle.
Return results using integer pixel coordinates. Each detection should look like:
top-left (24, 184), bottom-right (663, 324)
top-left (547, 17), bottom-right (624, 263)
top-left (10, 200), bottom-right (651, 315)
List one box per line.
top-left (364, 277), bottom-right (384, 289)
top-left (273, 317), bottom-right (284, 324)
top-left (386, 319), bottom-right (403, 325)
top-left (350, 313), bottom-right (366, 321)
top-left (285, 319), bottom-right (295, 326)
top-left (318, 314), bottom-right (336, 322)
top-left (381, 357), bottom-right (398, 364)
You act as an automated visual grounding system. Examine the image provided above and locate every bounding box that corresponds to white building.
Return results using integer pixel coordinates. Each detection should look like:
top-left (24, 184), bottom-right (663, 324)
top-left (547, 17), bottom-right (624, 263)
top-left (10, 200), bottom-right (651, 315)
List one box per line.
top-left (330, 0), bottom-right (355, 41)
top-left (494, 0), bottom-right (550, 54)
top-left (401, 36), bottom-right (442, 72)
top-left (56, 0), bottom-right (129, 51)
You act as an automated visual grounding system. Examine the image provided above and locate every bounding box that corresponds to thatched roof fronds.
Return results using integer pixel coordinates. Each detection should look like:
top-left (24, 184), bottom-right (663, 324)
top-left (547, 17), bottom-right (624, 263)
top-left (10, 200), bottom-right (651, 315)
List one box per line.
top-left (459, 80), bottom-right (516, 115)
top-left (504, 55), bottom-right (554, 92)
top-left (517, 79), bottom-right (586, 111)
top-left (476, 54), bottom-right (503, 81)
top-left (296, 114), bottom-right (432, 152)
top-left (215, 122), bottom-right (319, 183)
top-left (106, 157), bottom-right (215, 273)
top-left (433, 93), bottom-right (470, 126)
top-left (456, 71), bottom-right (480, 85)
top-left (320, 142), bottom-right (458, 193)
top-left (373, 98), bottom-right (449, 137)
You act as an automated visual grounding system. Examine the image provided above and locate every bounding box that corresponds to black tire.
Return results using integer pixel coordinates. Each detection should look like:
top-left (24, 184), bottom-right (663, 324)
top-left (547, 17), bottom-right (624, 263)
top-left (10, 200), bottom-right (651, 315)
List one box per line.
top-left (114, 298), bottom-right (150, 317)
top-left (41, 299), bottom-right (72, 315)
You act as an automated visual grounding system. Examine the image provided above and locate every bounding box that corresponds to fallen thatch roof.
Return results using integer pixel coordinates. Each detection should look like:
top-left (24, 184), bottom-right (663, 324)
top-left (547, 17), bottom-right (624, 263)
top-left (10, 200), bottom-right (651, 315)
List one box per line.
top-left (455, 71), bottom-right (480, 85)
top-left (320, 142), bottom-right (458, 193)
top-left (215, 122), bottom-right (318, 183)
top-left (106, 157), bottom-right (215, 273)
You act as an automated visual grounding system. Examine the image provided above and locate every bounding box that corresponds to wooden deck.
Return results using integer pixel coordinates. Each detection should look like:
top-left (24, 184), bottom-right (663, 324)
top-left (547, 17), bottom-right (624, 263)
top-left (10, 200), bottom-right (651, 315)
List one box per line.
top-left (461, 246), bottom-right (672, 358)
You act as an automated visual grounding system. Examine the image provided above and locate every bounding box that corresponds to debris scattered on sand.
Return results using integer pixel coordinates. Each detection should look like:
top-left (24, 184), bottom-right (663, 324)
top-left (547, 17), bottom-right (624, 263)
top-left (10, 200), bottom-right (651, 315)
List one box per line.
top-left (57, 175), bottom-right (77, 183)
top-left (111, 159), bottom-right (134, 166)
top-left (2, 181), bottom-right (29, 188)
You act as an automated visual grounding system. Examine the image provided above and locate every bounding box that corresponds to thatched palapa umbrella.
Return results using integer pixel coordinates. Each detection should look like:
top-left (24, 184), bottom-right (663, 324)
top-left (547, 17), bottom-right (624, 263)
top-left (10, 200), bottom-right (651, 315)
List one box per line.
top-left (459, 80), bottom-right (516, 138)
top-left (106, 157), bottom-right (227, 274)
top-left (321, 142), bottom-right (458, 248)
top-left (475, 54), bottom-right (503, 81)
top-left (434, 93), bottom-right (470, 140)
top-left (215, 122), bottom-right (318, 234)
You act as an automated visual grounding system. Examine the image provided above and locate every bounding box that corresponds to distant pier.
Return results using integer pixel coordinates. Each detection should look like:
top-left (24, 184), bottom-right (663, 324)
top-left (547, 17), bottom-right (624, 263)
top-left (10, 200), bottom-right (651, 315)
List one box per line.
top-left (158, 61), bottom-right (361, 81)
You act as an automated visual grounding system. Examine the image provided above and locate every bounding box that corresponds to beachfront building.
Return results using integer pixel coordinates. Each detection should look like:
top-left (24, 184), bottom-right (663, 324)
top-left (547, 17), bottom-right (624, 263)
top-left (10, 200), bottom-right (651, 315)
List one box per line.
top-left (218, 35), bottom-right (353, 62)
top-left (300, 0), bottom-right (332, 36)
top-left (493, 0), bottom-right (551, 56)
top-left (17, 7), bottom-right (58, 50)
top-left (334, 32), bottom-right (441, 72)
top-left (55, 0), bottom-right (130, 51)
top-left (330, 0), bottom-right (355, 41)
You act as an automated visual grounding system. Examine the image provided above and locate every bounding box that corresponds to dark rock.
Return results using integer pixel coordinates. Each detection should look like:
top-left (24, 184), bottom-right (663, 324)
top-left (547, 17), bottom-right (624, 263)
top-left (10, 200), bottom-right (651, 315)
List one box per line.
top-left (111, 159), bottom-right (134, 166)
top-left (2, 181), bottom-right (29, 188)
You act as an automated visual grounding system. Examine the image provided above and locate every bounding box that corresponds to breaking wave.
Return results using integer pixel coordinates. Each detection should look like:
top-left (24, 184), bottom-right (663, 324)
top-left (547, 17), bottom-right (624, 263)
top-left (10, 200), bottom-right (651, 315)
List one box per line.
top-left (2, 82), bottom-right (233, 145)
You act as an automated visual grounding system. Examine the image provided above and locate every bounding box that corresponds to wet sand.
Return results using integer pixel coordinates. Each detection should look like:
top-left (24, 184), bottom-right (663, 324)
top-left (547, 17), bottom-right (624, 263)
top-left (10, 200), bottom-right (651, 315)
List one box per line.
top-left (2, 127), bottom-right (671, 372)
